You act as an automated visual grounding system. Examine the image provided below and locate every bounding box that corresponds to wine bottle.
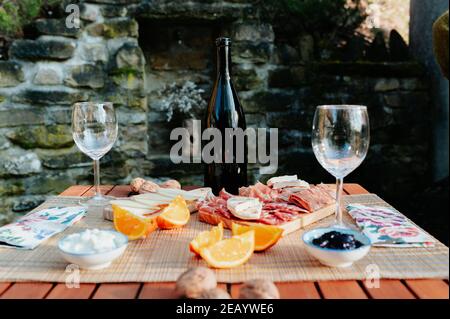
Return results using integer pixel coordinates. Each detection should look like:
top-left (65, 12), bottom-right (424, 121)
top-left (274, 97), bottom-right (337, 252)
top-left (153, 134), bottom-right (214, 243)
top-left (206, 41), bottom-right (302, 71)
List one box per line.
top-left (204, 37), bottom-right (248, 195)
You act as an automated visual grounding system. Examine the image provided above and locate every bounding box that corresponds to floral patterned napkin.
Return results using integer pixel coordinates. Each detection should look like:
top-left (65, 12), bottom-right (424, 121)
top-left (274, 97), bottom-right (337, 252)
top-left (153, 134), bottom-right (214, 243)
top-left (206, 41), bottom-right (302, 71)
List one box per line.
top-left (346, 204), bottom-right (435, 248)
top-left (0, 206), bottom-right (86, 250)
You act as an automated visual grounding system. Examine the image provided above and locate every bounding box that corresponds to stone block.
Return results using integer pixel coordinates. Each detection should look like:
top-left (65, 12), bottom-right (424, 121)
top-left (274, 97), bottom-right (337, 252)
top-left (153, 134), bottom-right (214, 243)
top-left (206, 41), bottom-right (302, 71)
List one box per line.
top-left (268, 66), bottom-right (306, 88)
top-left (242, 91), bottom-right (296, 112)
top-left (7, 125), bottom-right (73, 149)
top-left (232, 23), bottom-right (275, 42)
top-left (0, 61), bottom-right (25, 87)
top-left (65, 64), bottom-right (105, 89)
top-left (36, 146), bottom-right (91, 169)
top-left (33, 19), bottom-right (81, 38)
top-left (232, 41), bottom-right (273, 64)
top-left (86, 18), bottom-right (138, 38)
top-left (9, 39), bottom-right (76, 61)
top-left (100, 5), bottom-right (128, 17)
top-left (0, 179), bottom-right (25, 197)
top-left (12, 88), bottom-right (88, 105)
top-left (0, 148), bottom-right (42, 177)
top-left (0, 108), bottom-right (45, 128)
top-left (233, 65), bottom-right (263, 91)
top-left (374, 78), bottom-right (400, 92)
top-left (115, 43), bottom-right (145, 71)
top-left (87, 0), bottom-right (139, 4)
top-left (383, 92), bottom-right (429, 108)
top-left (81, 43), bottom-right (109, 63)
top-left (33, 64), bottom-right (63, 85)
top-left (80, 3), bottom-right (101, 22)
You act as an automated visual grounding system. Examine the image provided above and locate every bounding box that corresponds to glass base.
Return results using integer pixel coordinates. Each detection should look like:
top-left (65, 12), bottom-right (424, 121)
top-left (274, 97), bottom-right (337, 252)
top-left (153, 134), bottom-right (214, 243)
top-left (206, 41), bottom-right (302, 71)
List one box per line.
top-left (79, 195), bottom-right (115, 208)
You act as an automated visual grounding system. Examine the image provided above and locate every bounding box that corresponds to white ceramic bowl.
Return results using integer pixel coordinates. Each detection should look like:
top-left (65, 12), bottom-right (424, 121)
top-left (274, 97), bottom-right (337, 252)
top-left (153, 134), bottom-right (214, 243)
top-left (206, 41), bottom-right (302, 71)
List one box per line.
top-left (58, 230), bottom-right (128, 270)
top-left (302, 227), bottom-right (371, 268)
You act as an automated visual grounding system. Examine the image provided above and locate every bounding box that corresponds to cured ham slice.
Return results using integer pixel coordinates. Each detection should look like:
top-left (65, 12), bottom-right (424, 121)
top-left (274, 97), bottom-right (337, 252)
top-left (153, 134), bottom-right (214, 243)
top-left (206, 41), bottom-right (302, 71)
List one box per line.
top-left (239, 182), bottom-right (280, 203)
top-left (289, 184), bottom-right (335, 213)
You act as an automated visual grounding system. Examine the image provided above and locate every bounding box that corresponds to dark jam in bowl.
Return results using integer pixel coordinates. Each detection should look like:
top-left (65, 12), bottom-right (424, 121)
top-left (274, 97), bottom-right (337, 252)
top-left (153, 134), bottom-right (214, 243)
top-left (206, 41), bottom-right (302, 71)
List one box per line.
top-left (312, 231), bottom-right (364, 250)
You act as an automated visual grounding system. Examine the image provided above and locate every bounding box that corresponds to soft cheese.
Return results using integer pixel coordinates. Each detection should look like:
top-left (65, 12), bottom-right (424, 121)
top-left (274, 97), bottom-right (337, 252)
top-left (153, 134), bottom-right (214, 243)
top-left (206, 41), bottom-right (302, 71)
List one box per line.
top-left (267, 175), bottom-right (298, 187)
top-left (271, 179), bottom-right (310, 190)
top-left (227, 197), bottom-right (263, 220)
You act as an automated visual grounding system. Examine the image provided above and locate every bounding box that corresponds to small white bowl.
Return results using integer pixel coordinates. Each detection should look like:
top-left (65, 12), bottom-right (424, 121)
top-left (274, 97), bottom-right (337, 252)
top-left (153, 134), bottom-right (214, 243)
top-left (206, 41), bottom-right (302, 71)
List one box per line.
top-left (58, 230), bottom-right (128, 270)
top-left (302, 227), bottom-right (371, 268)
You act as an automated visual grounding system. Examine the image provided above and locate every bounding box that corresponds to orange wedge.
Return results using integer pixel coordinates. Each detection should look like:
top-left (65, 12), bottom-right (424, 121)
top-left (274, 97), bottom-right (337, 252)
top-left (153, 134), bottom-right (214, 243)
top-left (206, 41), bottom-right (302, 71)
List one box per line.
top-left (231, 223), bottom-right (283, 252)
top-left (112, 205), bottom-right (158, 240)
top-left (156, 196), bottom-right (190, 229)
top-left (199, 230), bottom-right (255, 269)
top-left (190, 223), bottom-right (224, 255)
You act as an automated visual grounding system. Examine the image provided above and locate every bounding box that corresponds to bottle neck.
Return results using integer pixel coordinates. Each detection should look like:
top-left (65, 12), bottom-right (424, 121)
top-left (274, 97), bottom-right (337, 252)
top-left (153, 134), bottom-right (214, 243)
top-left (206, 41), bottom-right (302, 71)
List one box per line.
top-left (217, 45), bottom-right (231, 80)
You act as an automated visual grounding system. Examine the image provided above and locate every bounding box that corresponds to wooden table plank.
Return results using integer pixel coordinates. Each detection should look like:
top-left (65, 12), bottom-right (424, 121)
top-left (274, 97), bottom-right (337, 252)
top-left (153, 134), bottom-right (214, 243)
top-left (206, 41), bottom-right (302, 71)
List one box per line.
top-left (318, 281), bottom-right (368, 299)
top-left (231, 282), bottom-right (321, 299)
top-left (0, 283), bottom-right (54, 299)
top-left (404, 280), bottom-right (449, 299)
top-left (92, 283), bottom-right (141, 299)
top-left (59, 185), bottom-right (93, 196)
top-left (363, 280), bottom-right (415, 299)
top-left (139, 283), bottom-right (178, 299)
top-left (83, 185), bottom-right (115, 197)
top-left (0, 283), bottom-right (11, 296)
top-left (46, 283), bottom-right (97, 299)
top-left (107, 185), bottom-right (132, 198)
top-left (344, 184), bottom-right (370, 195)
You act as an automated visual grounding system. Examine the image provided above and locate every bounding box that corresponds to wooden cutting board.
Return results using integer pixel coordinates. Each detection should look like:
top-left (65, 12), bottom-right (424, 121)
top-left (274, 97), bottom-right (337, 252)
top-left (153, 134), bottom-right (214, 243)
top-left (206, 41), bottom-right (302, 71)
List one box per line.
top-left (198, 204), bottom-right (335, 236)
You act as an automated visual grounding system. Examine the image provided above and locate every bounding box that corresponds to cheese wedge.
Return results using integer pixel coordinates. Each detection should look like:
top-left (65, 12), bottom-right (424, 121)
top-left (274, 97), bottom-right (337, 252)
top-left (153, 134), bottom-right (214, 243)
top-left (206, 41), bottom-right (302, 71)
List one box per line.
top-left (267, 175), bottom-right (298, 187)
top-left (227, 197), bottom-right (263, 220)
top-left (110, 200), bottom-right (156, 210)
top-left (271, 179), bottom-right (310, 190)
top-left (132, 193), bottom-right (173, 203)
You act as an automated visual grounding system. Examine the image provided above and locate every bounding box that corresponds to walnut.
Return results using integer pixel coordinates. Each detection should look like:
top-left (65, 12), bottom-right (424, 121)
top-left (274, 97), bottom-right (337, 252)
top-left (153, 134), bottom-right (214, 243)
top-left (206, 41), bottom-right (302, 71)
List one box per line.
top-left (160, 179), bottom-right (181, 189)
top-left (139, 181), bottom-right (160, 194)
top-left (238, 279), bottom-right (280, 299)
top-left (199, 288), bottom-right (231, 299)
top-left (175, 267), bottom-right (217, 299)
top-left (130, 178), bottom-right (146, 193)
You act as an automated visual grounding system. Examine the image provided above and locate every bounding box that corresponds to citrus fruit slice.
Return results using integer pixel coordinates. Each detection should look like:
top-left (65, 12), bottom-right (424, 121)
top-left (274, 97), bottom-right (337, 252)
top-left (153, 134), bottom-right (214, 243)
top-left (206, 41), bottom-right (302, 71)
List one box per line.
top-left (112, 204), bottom-right (157, 240)
top-left (156, 196), bottom-right (190, 229)
top-left (231, 223), bottom-right (283, 252)
top-left (189, 223), bottom-right (224, 255)
top-left (199, 230), bottom-right (255, 269)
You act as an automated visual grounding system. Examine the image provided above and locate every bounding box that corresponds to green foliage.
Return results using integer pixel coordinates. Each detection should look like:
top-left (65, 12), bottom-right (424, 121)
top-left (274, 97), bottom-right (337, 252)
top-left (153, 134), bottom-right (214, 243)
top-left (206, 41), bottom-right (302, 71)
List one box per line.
top-left (0, 0), bottom-right (61, 39)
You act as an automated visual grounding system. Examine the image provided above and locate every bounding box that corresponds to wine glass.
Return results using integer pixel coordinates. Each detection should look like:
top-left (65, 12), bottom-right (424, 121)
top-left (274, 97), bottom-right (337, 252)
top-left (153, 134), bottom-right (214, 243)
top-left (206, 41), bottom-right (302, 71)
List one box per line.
top-left (72, 102), bottom-right (118, 207)
top-left (312, 105), bottom-right (370, 228)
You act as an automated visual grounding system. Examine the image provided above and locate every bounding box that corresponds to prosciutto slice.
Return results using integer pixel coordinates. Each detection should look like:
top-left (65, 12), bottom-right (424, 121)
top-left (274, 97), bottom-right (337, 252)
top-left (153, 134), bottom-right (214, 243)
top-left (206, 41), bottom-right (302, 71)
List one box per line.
top-left (289, 184), bottom-right (335, 213)
top-left (239, 182), bottom-right (280, 203)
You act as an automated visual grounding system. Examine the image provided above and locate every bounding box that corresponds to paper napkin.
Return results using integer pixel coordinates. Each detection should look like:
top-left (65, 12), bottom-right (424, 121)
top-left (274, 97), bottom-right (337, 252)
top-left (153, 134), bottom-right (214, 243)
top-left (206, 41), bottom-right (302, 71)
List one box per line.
top-left (0, 206), bottom-right (86, 250)
top-left (346, 204), bottom-right (435, 248)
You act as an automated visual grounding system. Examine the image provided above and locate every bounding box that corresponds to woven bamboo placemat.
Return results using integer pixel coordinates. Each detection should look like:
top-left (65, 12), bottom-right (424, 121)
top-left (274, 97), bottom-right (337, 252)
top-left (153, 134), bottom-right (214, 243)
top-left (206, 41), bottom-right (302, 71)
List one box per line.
top-left (0, 194), bottom-right (448, 283)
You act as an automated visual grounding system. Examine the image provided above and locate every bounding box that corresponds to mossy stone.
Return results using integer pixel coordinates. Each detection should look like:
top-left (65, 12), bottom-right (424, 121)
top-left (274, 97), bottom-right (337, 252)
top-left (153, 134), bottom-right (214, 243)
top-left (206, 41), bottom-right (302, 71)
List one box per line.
top-left (7, 125), bottom-right (73, 149)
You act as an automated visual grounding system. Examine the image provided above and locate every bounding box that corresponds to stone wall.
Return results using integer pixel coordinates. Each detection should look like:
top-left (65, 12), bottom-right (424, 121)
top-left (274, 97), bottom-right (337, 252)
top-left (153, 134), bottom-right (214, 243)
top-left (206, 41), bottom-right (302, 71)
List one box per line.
top-left (0, 0), bottom-right (432, 225)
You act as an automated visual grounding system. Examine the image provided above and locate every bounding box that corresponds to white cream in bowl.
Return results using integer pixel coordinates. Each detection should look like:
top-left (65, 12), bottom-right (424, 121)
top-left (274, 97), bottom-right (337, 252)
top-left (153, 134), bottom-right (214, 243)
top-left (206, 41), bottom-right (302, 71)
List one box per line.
top-left (58, 229), bottom-right (128, 270)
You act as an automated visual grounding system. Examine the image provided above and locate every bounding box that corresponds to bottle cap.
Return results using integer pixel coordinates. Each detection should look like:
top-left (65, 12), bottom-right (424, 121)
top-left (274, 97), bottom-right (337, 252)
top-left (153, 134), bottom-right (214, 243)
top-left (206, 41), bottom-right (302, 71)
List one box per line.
top-left (216, 37), bottom-right (232, 47)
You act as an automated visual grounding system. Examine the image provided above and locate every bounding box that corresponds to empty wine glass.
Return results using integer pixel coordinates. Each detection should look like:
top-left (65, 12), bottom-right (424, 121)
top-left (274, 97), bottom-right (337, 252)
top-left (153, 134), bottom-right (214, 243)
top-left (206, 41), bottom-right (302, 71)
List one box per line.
top-left (72, 102), bottom-right (118, 207)
top-left (312, 105), bottom-right (370, 228)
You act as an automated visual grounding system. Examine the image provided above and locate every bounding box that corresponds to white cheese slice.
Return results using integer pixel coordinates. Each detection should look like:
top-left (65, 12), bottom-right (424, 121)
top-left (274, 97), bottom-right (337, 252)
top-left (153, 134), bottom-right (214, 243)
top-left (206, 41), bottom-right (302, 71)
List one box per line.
top-left (132, 193), bottom-right (173, 203)
top-left (267, 175), bottom-right (298, 187)
top-left (227, 197), bottom-right (263, 220)
top-left (110, 200), bottom-right (154, 210)
top-left (272, 179), bottom-right (310, 190)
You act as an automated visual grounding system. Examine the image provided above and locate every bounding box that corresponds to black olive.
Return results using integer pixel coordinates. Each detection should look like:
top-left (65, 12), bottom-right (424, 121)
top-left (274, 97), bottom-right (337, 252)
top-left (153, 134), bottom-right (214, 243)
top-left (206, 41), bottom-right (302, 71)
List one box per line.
top-left (312, 231), bottom-right (363, 250)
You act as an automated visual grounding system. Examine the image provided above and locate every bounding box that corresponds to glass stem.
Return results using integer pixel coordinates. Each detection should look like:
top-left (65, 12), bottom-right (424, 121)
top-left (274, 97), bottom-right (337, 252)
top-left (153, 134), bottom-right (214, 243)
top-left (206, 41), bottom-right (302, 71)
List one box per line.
top-left (93, 159), bottom-right (101, 198)
top-left (335, 177), bottom-right (344, 226)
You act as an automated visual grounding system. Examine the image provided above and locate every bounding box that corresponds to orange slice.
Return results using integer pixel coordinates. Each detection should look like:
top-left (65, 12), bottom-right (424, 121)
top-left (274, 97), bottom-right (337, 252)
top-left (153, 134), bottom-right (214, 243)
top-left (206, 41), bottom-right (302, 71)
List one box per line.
top-left (231, 223), bottom-right (283, 252)
top-left (156, 196), bottom-right (190, 229)
top-left (189, 223), bottom-right (224, 255)
top-left (199, 230), bottom-right (255, 269)
top-left (112, 205), bottom-right (157, 240)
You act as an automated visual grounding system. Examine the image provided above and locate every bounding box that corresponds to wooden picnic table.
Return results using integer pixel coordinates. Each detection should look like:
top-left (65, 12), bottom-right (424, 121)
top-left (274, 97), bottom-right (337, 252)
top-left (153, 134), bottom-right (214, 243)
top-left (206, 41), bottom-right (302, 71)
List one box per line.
top-left (0, 184), bottom-right (448, 299)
